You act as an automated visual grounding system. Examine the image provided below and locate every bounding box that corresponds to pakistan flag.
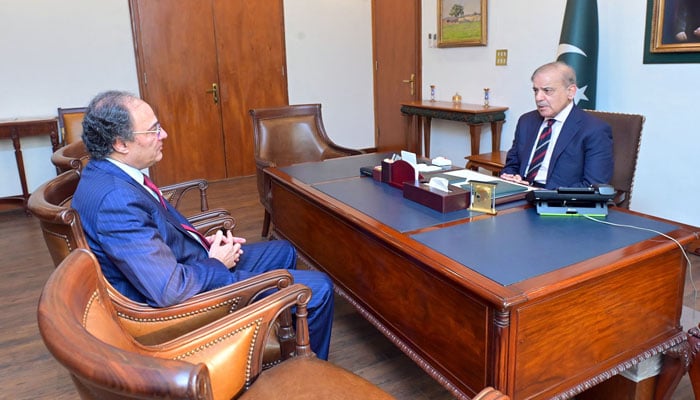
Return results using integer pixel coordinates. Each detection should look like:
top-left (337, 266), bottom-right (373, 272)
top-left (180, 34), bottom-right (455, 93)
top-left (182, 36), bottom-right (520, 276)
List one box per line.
top-left (556, 0), bottom-right (598, 110)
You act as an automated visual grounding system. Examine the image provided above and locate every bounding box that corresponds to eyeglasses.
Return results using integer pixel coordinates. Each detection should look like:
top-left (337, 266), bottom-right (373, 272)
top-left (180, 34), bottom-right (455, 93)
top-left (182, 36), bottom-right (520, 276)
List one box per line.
top-left (132, 122), bottom-right (162, 139)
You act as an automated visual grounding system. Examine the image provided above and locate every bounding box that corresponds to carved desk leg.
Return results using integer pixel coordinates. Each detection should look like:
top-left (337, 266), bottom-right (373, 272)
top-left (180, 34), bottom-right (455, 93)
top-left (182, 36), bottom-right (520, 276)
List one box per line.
top-left (654, 339), bottom-right (691, 399)
top-left (687, 325), bottom-right (700, 399)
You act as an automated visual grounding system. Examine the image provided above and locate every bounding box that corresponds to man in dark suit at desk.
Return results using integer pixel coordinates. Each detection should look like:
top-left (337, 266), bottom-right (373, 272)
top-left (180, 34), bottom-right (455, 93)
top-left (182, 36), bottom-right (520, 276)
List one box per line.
top-left (72, 90), bottom-right (334, 359)
top-left (500, 61), bottom-right (613, 189)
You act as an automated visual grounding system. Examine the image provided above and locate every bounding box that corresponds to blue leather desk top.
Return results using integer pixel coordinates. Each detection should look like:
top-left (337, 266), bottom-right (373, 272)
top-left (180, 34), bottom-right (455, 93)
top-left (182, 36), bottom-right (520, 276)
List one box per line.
top-left (315, 178), bottom-right (475, 232)
top-left (411, 208), bottom-right (680, 285)
top-left (280, 152), bottom-right (390, 184)
top-left (278, 153), bottom-right (683, 286)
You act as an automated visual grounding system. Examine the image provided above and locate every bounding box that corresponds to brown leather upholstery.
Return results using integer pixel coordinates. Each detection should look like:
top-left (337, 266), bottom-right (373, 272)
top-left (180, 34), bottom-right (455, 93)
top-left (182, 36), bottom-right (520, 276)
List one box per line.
top-left (51, 139), bottom-right (90, 173)
top-left (585, 110), bottom-right (644, 209)
top-left (465, 110), bottom-right (644, 209)
top-left (57, 107), bottom-right (87, 146)
top-left (27, 169), bottom-right (86, 267)
top-left (38, 249), bottom-right (395, 400)
top-left (250, 104), bottom-right (363, 237)
top-left (27, 170), bottom-right (285, 368)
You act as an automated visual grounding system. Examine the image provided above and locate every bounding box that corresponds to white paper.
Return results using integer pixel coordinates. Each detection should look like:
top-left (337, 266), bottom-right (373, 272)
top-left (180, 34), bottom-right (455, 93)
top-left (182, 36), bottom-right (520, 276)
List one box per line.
top-left (416, 163), bottom-right (442, 172)
top-left (431, 156), bottom-right (452, 166)
top-left (400, 150), bottom-right (419, 179)
top-left (400, 150), bottom-right (417, 165)
top-left (444, 169), bottom-right (534, 191)
top-left (428, 177), bottom-right (449, 192)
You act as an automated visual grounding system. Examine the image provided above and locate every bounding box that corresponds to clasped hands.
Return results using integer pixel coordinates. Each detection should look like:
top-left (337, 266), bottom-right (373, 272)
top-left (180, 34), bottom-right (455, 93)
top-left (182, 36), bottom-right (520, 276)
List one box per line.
top-left (207, 230), bottom-right (246, 269)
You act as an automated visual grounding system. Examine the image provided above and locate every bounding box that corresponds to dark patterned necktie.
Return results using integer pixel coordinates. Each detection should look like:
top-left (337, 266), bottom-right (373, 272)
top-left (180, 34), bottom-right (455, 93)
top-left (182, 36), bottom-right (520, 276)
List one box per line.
top-left (526, 119), bottom-right (555, 183)
top-left (143, 175), bottom-right (210, 250)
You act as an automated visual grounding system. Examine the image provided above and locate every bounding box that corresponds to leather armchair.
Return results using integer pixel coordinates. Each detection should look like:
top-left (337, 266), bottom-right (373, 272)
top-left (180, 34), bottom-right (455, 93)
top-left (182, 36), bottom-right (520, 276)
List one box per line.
top-left (249, 104), bottom-right (364, 237)
top-left (38, 249), bottom-right (396, 400)
top-left (28, 169), bottom-right (288, 369)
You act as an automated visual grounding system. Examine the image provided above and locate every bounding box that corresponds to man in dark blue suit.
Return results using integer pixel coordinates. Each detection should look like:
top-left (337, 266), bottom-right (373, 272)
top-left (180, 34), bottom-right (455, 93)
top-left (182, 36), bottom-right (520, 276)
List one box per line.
top-left (72, 91), bottom-right (334, 360)
top-left (500, 61), bottom-right (613, 189)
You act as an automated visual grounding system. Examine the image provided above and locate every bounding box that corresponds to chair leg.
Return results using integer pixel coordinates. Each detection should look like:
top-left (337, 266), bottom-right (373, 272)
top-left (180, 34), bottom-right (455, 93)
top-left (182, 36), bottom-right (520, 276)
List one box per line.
top-left (261, 210), bottom-right (271, 238)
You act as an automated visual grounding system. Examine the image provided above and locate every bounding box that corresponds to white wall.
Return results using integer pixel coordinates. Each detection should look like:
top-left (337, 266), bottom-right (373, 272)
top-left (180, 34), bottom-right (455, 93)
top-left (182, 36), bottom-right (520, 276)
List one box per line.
top-left (421, 0), bottom-right (700, 227)
top-left (0, 0), bottom-right (139, 197)
top-left (1, 0), bottom-right (698, 228)
top-left (284, 0), bottom-right (374, 149)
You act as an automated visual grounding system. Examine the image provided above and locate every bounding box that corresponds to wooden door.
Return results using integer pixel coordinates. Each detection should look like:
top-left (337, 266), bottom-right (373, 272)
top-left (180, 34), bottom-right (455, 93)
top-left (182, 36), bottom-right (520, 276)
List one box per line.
top-left (213, 0), bottom-right (288, 177)
top-left (129, 0), bottom-right (288, 185)
top-left (372, 0), bottom-right (421, 152)
top-left (130, 0), bottom-right (226, 185)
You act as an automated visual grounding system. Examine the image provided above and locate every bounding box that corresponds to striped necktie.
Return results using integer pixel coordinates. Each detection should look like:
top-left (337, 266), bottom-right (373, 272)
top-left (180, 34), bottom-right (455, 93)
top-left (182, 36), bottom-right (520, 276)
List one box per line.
top-left (526, 119), bottom-right (555, 183)
top-left (143, 175), bottom-right (210, 250)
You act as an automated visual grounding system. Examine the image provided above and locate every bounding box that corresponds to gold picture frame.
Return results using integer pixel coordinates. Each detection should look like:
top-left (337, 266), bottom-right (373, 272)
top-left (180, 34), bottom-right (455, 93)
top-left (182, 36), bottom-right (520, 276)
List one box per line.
top-left (438, 0), bottom-right (488, 48)
top-left (648, 0), bottom-right (700, 54)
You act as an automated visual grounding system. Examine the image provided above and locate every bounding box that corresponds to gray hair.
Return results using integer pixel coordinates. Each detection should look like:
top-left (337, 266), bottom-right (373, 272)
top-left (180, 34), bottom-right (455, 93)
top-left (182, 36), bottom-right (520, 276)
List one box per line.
top-left (82, 90), bottom-right (139, 160)
top-left (531, 61), bottom-right (577, 87)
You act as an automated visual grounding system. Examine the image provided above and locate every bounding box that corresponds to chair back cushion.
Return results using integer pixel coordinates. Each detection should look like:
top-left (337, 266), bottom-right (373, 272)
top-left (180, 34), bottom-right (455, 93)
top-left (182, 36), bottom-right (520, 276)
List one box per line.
top-left (585, 110), bottom-right (644, 208)
top-left (57, 107), bottom-right (87, 145)
top-left (252, 105), bottom-right (330, 166)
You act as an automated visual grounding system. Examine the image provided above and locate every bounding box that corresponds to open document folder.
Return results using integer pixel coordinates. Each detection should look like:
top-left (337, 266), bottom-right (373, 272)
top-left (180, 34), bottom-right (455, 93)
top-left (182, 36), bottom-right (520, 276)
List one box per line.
top-left (433, 169), bottom-right (534, 199)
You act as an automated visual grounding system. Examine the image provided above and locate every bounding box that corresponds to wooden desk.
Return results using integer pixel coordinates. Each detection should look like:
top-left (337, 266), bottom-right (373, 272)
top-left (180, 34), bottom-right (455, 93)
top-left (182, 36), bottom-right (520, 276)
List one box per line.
top-left (400, 100), bottom-right (508, 158)
top-left (0, 118), bottom-right (59, 212)
top-left (266, 153), bottom-right (698, 400)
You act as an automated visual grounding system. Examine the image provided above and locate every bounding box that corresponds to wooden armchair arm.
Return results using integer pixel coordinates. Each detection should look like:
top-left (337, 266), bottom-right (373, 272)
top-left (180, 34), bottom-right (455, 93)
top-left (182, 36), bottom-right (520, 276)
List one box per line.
top-left (153, 283), bottom-right (313, 399)
top-left (110, 270), bottom-right (294, 345)
top-left (322, 144), bottom-right (364, 159)
top-left (187, 208), bottom-right (230, 222)
top-left (161, 178), bottom-right (209, 212)
top-left (190, 213), bottom-right (236, 237)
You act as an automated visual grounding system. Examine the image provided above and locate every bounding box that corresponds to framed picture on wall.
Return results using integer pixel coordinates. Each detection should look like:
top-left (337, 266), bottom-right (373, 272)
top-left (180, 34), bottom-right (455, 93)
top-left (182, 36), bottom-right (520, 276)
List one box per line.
top-left (437, 0), bottom-right (487, 47)
top-left (644, 0), bottom-right (700, 63)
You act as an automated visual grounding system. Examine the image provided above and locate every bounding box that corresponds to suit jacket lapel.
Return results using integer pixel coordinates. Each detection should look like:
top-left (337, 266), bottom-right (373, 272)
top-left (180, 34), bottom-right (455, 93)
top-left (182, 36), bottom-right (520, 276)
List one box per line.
top-left (94, 160), bottom-right (196, 239)
top-left (547, 106), bottom-right (583, 177)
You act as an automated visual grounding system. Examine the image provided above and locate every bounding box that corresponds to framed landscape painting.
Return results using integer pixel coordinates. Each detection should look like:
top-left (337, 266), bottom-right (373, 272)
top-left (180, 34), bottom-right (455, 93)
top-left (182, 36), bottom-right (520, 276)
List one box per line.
top-left (438, 0), bottom-right (487, 47)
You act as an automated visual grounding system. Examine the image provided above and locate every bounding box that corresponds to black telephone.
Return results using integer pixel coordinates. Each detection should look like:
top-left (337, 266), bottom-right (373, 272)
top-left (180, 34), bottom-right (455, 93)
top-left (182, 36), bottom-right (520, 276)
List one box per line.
top-left (526, 184), bottom-right (616, 216)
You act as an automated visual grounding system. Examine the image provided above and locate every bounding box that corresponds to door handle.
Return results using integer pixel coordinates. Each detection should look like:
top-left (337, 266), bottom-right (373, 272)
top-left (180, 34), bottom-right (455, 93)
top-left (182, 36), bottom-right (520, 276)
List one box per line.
top-left (205, 83), bottom-right (219, 104)
top-left (402, 74), bottom-right (415, 96)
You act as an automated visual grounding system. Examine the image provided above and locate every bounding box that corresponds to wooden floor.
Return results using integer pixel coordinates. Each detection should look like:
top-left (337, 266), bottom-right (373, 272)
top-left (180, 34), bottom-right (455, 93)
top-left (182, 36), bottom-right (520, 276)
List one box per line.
top-left (1, 175), bottom-right (698, 399)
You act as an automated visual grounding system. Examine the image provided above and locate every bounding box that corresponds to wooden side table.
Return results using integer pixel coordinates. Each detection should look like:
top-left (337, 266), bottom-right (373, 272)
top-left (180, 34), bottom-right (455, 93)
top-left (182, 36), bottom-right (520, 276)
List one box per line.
top-left (400, 100), bottom-right (508, 159)
top-left (0, 118), bottom-right (59, 213)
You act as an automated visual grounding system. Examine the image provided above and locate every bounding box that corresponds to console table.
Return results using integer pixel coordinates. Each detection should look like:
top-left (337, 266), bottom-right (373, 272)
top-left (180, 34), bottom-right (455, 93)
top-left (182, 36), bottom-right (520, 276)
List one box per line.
top-left (400, 100), bottom-right (508, 159)
top-left (0, 118), bottom-right (59, 213)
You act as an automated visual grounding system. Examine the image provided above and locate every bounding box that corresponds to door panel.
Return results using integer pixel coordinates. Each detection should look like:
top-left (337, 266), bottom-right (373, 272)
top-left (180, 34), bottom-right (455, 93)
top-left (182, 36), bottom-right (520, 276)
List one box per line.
top-left (373, 0), bottom-right (421, 152)
top-left (131, 0), bottom-right (226, 185)
top-left (213, 0), bottom-right (288, 177)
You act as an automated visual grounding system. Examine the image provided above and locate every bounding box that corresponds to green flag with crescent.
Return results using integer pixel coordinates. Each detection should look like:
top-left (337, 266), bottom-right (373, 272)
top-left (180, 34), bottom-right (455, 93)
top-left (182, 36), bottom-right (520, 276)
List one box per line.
top-left (557, 0), bottom-right (598, 110)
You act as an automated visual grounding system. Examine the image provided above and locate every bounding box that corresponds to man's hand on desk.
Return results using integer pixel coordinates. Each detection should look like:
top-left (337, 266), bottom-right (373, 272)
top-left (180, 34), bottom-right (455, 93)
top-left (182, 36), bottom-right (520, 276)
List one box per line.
top-left (500, 173), bottom-right (530, 186)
